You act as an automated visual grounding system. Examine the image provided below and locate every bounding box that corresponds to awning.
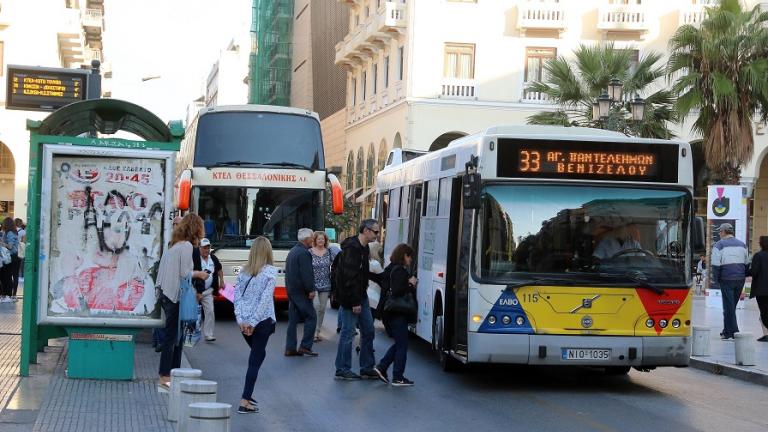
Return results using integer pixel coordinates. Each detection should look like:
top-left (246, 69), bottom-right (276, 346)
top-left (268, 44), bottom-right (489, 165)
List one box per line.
top-left (344, 187), bottom-right (362, 199)
top-left (355, 187), bottom-right (376, 203)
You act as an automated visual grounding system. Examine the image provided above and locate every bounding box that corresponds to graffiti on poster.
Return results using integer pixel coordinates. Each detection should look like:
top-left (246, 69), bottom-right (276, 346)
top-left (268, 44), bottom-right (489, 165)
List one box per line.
top-left (47, 156), bottom-right (166, 318)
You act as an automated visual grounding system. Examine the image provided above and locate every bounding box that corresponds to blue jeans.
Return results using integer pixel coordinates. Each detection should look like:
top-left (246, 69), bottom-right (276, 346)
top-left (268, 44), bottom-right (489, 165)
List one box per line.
top-left (719, 279), bottom-right (744, 338)
top-left (378, 315), bottom-right (409, 380)
top-left (335, 298), bottom-right (375, 373)
top-left (241, 319), bottom-right (274, 400)
top-left (286, 294), bottom-right (317, 351)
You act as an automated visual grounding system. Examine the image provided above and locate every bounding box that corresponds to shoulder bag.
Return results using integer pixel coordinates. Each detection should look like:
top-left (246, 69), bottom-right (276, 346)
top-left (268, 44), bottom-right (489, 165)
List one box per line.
top-left (383, 265), bottom-right (417, 316)
top-left (179, 276), bottom-right (198, 323)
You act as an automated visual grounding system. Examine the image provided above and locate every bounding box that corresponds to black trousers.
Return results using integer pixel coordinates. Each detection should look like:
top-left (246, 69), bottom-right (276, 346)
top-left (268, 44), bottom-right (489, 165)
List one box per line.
top-left (241, 319), bottom-right (275, 400)
top-left (757, 296), bottom-right (768, 330)
top-left (158, 294), bottom-right (183, 376)
top-left (10, 255), bottom-right (20, 297)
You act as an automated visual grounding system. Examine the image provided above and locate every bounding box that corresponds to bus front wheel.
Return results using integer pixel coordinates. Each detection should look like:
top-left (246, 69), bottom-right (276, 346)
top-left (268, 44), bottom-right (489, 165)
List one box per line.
top-left (432, 315), bottom-right (461, 372)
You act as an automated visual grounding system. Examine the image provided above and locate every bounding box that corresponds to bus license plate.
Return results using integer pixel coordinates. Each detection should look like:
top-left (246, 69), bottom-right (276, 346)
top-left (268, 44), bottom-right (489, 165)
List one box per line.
top-left (561, 348), bottom-right (611, 361)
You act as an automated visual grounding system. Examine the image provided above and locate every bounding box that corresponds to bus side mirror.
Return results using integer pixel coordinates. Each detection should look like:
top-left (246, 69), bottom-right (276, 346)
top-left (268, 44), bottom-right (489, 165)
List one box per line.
top-left (176, 169), bottom-right (192, 211)
top-left (328, 173), bottom-right (344, 215)
top-left (462, 173), bottom-right (482, 209)
top-left (693, 216), bottom-right (705, 252)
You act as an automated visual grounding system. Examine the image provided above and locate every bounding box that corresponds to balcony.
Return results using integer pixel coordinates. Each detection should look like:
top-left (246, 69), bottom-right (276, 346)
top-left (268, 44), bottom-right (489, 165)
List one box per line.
top-left (83, 49), bottom-right (102, 66)
top-left (597, 4), bottom-right (648, 35)
top-left (58, 8), bottom-right (85, 65)
top-left (679, 4), bottom-right (715, 26)
top-left (521, 86), bottom-right (552, 104)
top-left (439, 78), bottom-right (477, 100)
top-left (517, 3), bottom-right (566, 36)
top-left (335, 1), bottom-right (407, 66)
top-left (82, 8), bottom-right (103, 31)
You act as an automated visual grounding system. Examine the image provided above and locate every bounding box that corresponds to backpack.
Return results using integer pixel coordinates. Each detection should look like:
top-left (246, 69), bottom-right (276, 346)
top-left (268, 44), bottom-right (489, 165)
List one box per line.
top-left (330, 250), bottom-right (343, 300)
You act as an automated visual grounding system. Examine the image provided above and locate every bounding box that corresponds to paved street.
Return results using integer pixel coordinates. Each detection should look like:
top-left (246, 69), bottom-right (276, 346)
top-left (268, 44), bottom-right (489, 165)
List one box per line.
top-left (185, 307), bottom-right (768, 432)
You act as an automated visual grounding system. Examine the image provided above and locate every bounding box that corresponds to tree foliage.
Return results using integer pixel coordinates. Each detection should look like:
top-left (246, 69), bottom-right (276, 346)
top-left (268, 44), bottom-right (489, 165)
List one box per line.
top-left (526, 43), bottom-right (677, 139)
top-left (667, 0), bottom-right (768, 184)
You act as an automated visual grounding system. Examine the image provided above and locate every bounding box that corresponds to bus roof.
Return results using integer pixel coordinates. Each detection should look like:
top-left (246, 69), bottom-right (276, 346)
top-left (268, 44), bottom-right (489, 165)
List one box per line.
top-left (198, 104), bottom-right (320, 121)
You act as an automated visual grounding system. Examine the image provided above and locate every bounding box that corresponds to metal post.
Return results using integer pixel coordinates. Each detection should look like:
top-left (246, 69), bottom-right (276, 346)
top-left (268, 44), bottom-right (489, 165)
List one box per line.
top-left (691, 326), bottom-right (711, 356)
top-left (169, 368), bottom-right (203, 422)
top-left (187, 402), bottom-right (231, 432)
top-left (179, 380), bottom-right (218, 432)
top-left (734, 332), bottom-right (756, 366)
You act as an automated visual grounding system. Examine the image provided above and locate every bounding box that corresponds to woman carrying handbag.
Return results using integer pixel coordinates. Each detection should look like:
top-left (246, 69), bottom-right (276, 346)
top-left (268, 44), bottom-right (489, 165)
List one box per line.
top-left (234, 236), bottom-right (278, 414)
top-left (374, 244), bottom-right (418, 387)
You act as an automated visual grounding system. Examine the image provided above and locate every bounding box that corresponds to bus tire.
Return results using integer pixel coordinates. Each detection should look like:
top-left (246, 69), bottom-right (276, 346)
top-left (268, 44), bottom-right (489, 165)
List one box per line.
top-left (432, 314), bottom-right (461, 372)
top-left (603, 366), bottom-right (631, 375)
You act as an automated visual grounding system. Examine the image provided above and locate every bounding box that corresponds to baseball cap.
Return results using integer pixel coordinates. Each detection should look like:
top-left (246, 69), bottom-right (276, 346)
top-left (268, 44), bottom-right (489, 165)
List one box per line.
top-left (718, 223), bottom-right (734, 233)
top-left (200, 238), bottom-right (211, 247)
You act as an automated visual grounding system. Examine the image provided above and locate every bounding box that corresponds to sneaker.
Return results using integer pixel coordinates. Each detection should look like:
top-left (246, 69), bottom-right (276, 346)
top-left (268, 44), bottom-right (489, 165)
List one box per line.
top-left (391, 377), bottom-right (414, 387)
top-left (360, 369), bottom-right (380, 380)
top-left (335, 370), bottom-right (361, 380)
top-left (205, 337), bottom-right (216, 342)
top-left (721, 335), bottom-right (734, 341)
top-left (373, 366), bottom-right (389, 384)
top-left (297, 347), bottom-right (319, 357)
top-left (757, 335), bottom-right (768, 342)
top-left (237, 404), bottom-right (258, 414)
top-left (284, 350), bottom-right (302, 357)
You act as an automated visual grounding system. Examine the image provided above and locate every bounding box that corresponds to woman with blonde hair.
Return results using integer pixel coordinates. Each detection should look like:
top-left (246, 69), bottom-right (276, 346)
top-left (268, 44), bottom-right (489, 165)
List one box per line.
top-left (234, 236), bottom-right (278, 414)
top-left (310, 231), bottom-right (335, 341)
top-left (156, 213), bottom-right (209, 389)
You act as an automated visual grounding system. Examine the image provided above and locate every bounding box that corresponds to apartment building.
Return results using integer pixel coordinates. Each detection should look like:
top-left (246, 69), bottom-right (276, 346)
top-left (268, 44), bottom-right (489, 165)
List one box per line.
top-left (0, 0), bottom-right (107, 219)
top-left (335, 0), bottom-right (768, 228)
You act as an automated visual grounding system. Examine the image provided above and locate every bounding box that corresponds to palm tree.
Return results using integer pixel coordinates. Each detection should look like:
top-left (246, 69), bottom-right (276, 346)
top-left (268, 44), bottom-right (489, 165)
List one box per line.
top-left (526, 43), bottom-right (677, 139)
top-left (667, 0), bottom-right (768, 184)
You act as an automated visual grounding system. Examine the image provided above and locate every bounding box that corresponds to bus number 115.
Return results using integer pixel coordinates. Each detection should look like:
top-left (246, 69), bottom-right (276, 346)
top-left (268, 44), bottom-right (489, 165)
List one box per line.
top-left (519, 150), bottom-right (541, 172)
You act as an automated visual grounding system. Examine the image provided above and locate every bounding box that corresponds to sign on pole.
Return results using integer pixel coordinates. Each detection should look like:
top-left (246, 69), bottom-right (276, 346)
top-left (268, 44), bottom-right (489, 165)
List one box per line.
top-left (5, 65), bottom-right (89, 111)
top-left (707, 185), bottom-right (748, 244)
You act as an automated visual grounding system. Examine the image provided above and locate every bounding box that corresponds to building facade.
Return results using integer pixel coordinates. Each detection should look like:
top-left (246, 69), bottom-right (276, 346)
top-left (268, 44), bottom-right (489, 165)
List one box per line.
top-left (0, 0), bottom-right (107, 220)
top-left (335, 0), bottom-right (768, 247)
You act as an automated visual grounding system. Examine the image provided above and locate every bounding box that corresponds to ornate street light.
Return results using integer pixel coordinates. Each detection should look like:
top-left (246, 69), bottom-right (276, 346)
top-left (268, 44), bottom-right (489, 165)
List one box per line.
top-left (608, 78), bottom-right (623, 102)
top-left (630, 96), bottom-right (645, 121)
top-left (597, 92), bottom-right (611, 119)
top-left (592, 78), bottom-right (645, 134)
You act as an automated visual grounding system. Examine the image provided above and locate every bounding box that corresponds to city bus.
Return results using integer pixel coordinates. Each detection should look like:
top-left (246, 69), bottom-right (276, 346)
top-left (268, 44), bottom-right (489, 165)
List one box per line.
top-left (176, 105), bottom-right (343, 306)
top-left (375, 125), bottom-right (704, 373)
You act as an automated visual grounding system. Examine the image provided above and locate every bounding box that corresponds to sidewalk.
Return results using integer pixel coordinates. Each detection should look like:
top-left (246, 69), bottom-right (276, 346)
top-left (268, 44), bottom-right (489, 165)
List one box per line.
top-left (690, 293), bottom-right (768, 385)
top-left (0, 296), bottom-right (182, 431)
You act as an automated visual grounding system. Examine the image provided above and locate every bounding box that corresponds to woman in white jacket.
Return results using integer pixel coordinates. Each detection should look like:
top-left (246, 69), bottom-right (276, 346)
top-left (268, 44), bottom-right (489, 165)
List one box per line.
top-left (234, 236), bottom-right (277, 414)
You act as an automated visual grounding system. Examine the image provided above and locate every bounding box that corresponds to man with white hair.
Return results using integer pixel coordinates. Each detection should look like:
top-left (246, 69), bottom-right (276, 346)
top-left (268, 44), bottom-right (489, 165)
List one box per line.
top-left (284, 228), bottom-right (319, 356)
top-left (711, 222), bottom-right (749, 340)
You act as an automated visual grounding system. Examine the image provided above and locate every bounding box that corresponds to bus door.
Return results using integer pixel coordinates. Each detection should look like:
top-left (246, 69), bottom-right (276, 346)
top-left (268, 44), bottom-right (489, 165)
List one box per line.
top-left (407, 183), bottom-right (423, 267)
top-left (407, 183), bottom-right (430, 335)
top-left (450, 177), bottom-right (470, 351)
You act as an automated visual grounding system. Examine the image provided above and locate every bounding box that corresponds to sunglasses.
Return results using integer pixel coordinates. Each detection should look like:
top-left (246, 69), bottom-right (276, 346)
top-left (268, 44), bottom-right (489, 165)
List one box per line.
top-left (369, 228), bottom-right (380, 235)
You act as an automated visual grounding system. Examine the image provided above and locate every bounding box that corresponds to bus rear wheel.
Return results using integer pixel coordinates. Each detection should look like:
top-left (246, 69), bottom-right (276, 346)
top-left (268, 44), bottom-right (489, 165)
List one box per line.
top-left (432, 315), bottom-right (461, 372)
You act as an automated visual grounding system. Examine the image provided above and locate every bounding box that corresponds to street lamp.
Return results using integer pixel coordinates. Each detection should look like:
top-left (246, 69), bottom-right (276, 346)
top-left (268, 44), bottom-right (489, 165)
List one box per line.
top-left (591, 77), bottom-right (645, 132)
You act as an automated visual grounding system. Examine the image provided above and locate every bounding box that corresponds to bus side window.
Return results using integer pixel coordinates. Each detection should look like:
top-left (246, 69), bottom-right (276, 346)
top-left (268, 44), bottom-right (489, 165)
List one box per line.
top-left (378, 191), bottom-right (389, 237)
top-left (438, 177), bottom-right (451, 217)
top-left (389, 188), bottom-right (400, 219)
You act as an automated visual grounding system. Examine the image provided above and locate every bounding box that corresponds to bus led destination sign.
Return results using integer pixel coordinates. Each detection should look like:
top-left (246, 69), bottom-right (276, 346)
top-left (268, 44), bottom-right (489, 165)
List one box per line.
top-left (497, 138), bottom-right (679, 183)
top-left (5, 66), bottom-right (89, 111)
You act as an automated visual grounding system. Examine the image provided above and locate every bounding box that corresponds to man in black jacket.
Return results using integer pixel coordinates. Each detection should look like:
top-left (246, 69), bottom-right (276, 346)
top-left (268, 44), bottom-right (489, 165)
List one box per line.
top-left (334, 219), bottom-right (381, 380)
top-left (285, 228), bottom-right (319, 356)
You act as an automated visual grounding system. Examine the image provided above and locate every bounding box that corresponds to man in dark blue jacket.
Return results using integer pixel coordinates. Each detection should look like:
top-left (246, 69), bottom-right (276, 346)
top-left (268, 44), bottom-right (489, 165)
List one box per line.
top-left (284, 228), bottom-right (319, 356)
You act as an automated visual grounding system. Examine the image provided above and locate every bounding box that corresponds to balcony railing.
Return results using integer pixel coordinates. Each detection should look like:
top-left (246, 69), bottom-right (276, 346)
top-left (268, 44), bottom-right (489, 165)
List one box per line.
top-left (679, 5), bottom-right (709, 26)
top-left (517, 3), bottom-right (566, 35)
top-left (521, 86), bottom-right (551, 104)
top-left (597, 4), bottom-right (648, 33)
top-left (58, 9), bottom-right (85, 64)
top-left (336, 1), bottom-right (407, 66)
top-left (440, 78), bottom-right (477, 99)
top-left (83, 49), bottom-right (102, 64)
top-left (82, 8), bottom-right (103, 30)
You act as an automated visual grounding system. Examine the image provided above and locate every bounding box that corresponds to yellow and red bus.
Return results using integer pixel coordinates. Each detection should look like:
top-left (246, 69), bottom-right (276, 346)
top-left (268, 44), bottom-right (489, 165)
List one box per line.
top-left (375, 125), bottom-right (703, 373)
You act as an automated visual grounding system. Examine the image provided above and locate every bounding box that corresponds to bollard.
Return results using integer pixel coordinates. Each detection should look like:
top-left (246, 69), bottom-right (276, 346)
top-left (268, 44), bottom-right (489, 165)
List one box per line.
top-left (169, 368), bottom-right (203, 422)
top-left (734, 332), bottom-right (756, 366)
top-left (691, 326), bottom-right (710, 356)
top-left (187, 402), bottom-right (231, 432)
top-left (178, 380), bottom-right (218, 432)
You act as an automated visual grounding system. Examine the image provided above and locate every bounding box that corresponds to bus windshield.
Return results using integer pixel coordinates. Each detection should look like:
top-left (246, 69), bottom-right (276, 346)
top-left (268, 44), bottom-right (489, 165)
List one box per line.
top-left (193, 186), bottom-right (323, 249)
top-left (193, 111), bottom-right (324, 169)
top-left (476, 184), bottom-right (691, 286)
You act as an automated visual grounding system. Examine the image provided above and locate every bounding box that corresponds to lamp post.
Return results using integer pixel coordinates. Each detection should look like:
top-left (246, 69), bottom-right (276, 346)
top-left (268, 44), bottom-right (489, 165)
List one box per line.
top-left (591, 78), bottom-right (645, 134)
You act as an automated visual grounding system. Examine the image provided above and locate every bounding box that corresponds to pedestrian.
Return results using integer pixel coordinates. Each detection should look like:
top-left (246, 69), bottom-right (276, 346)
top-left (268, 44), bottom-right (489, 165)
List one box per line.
top-left (234, 236), bottom-right (278, 414)
top-left (14, 218), bottom-right (25, 282)
top-left (310, 231), bottom-right (335, 342)
top-left (156, 213), bottom-right (210, 389)
top-left (368, 242), bottom-right (384, 316)
top-left (711, 223), bottom-right (749, 340)
top-left (152, 215), bottom-right (185, 352)
top-left (748, 236), bottom-right (768, 342)
top-left (374, 243), bottom-right (418, 386)
top-left (284, 228), bottom-right (319, 357)
top-left (0, 217), bottom-right (19, 303)
top-left (334, 219), bottom-right (381, 380)
top-left (193, 238), bottom-right (223, 342)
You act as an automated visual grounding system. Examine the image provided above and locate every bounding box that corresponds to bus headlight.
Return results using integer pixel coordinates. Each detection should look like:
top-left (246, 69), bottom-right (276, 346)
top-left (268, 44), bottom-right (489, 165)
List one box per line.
top-left (659, 319), bottom-right (668, 328)
top-left (472, 315), bottom-right (483, 323)
top-left (487, 315), bottom-right (497, 325)
top-left (671, 319), bottom-right (681, 328)
top-left (515, 316), bottom-right (525, 326)
top-left (501, 315), bottom-right (512, 325)
top-left (645, 319), bottom-right (655, 328)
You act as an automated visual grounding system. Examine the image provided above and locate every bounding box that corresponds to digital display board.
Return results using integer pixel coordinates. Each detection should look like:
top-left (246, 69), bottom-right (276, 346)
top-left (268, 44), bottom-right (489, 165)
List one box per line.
top-left (6, 66), bottom-right (89, 111)
top-left (497, 138), bottom-right (679, 183)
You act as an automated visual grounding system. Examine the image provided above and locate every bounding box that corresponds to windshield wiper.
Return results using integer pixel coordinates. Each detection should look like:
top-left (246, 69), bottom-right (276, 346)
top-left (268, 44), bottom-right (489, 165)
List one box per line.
top-left (208, 160), bottom-right (262, 168)
top-left (260, 161), bottom-right (316, 172)
top-left (598, 271), bottom-right (665, 295)
top-left (207, 161), bottom-right (316, 171)
top-left (505, 277), bottom-right (579, 290)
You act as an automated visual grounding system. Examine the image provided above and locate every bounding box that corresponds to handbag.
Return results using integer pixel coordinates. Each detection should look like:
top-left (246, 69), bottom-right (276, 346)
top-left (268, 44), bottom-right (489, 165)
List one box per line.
top-left (383, 265), bottom-right (417, 316)
top-left (0, 246), bottom-right (10, 267)
top-left (179, 276), bottom-right (198, 323)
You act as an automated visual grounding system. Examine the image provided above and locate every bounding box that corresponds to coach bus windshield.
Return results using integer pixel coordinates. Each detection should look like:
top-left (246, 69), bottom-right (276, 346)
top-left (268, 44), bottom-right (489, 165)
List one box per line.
top-left (193, 112), bottom-right (324, 169)
top-left (476, 184), bottom-right (691, 286)
top-left (192, 186), bottom-right (323, 249)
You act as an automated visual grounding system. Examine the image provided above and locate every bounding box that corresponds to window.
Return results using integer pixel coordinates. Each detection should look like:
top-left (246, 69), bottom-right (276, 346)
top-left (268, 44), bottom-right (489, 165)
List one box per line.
top-left (398, 47), bottom-right (404, 81)
top-left (0, 144), bottom-right (14, 176)
top-left (524, 47), bottom-right (556, 84)
top-left (389, 188), bottom-right (400, 219)
top-left (351, 77), bottom-right (357, 105)
top-left (372, 63), bottom-right (378, 94)
top-left (366, 143), bottom-right (375, 187)
top-left (346, 153), bottom-right (355, 189)
top-left (356, 148), bottom-right (365, 189)
top-left (362, 71), bottom-right (367, 101)
top-left (383, 56), bottom-right (390, 88)
top-left (438, 177), bottom-right (452, 217)
top-left (443, 43), bottom-right (475, 79)
top-left (622, 49), bottom-right (640, 75)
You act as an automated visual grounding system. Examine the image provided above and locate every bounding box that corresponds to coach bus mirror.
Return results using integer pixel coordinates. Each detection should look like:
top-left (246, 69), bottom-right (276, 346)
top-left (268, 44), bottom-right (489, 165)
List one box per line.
top-left (327, 173), bottom-right (344, 215)
top-left (693, 217), bottom-right (705, 252)
top-left (462, 173), bottom-right (482, 209)
top-left (176, 169), bottom-right (192, 211)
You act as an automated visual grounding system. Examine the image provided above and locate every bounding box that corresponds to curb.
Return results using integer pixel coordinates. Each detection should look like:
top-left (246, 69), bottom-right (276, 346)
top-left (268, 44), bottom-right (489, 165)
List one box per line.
top-left (689, 356), bottom-right (768, 387)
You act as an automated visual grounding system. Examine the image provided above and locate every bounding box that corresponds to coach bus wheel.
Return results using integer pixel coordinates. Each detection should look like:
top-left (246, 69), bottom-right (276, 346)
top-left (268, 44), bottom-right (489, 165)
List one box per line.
top-left (433, 315), bottom-right (461, 372)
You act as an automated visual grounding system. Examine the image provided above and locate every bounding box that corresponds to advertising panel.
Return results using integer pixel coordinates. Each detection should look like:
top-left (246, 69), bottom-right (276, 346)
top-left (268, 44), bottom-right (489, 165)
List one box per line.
top-left (707, 185), bottom-right (748, 243)
top-left (38, 145), bottom-right (175, 326)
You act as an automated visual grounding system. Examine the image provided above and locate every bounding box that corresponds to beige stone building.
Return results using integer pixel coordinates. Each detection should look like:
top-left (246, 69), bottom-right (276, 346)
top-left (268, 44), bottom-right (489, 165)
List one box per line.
top-left (0, 0), bottom-right (108, 220)
top-left (334, 0), bottom-right (768, 248)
